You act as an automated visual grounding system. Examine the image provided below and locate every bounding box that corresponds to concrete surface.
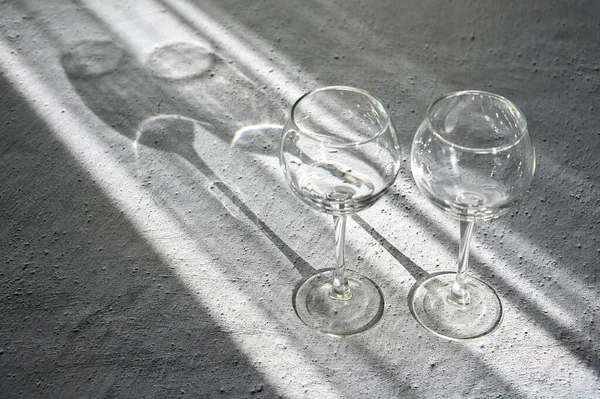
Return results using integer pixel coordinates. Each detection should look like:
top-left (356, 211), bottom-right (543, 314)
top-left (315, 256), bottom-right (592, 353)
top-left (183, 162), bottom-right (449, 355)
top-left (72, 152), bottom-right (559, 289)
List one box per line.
top-left (0, 0), bottom-right (598, 397)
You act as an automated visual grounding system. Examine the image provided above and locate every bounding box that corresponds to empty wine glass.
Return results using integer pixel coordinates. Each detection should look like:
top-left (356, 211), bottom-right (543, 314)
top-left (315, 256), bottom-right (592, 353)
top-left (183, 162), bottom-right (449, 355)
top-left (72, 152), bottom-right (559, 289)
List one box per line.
top-left (280, 86), bottom-right (401, 336)
top-left (409, 90), bottom-right (535, 341)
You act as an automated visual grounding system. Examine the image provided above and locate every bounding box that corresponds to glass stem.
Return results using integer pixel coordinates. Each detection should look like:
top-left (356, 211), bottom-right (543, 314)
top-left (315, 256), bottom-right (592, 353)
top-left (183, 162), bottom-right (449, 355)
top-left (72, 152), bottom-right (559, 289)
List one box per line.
top-left (450, 220), bottom-right (475, 305)
top-left (331, 215), bottom-right (352, 300)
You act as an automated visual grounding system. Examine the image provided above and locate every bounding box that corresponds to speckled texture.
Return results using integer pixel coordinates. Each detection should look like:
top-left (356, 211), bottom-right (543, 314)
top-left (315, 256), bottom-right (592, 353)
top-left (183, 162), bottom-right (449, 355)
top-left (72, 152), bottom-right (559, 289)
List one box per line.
top-left (0, 0), bottom-right (598, 398)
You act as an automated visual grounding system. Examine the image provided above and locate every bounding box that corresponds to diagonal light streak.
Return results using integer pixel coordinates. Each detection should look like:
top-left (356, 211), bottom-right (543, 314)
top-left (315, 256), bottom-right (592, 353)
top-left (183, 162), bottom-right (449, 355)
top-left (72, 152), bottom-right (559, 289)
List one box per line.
top-left (0, 38), bottom-right (342, 398)
top-left (158, 0), bottom-right (308, 102)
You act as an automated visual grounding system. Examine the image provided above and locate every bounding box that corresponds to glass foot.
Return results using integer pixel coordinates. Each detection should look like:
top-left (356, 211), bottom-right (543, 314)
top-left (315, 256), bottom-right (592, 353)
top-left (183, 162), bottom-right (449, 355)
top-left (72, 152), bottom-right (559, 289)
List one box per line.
top-left (292, 269), bottom-right (384, 337)
top-left (409, 272), bottom-right (503, 342)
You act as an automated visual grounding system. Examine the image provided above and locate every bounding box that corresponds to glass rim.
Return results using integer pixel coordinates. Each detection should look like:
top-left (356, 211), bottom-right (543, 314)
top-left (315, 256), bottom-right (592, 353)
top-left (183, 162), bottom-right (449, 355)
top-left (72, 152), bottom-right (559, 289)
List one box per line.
top-left (425, 90), bottom-right (529, 154)
top-left (289, 85), bottom-right (391, 148)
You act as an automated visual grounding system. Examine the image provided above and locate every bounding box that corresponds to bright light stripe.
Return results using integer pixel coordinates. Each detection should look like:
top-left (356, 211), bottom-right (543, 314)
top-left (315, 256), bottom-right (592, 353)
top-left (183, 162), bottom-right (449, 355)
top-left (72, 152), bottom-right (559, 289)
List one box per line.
top-left (80, 0), bottom-right (206, 63)
top-left (83, 0), bottom-right (307, 102)
top-left (160, 0), bottom-right (307, 103)
top-left (0, 39), bottom-right (341, 398)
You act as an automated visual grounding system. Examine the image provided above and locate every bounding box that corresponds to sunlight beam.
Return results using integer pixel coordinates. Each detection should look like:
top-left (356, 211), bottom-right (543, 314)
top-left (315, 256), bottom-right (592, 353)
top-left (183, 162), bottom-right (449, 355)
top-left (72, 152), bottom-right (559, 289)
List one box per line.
top-left (0, 38), bottom-right (341, 399)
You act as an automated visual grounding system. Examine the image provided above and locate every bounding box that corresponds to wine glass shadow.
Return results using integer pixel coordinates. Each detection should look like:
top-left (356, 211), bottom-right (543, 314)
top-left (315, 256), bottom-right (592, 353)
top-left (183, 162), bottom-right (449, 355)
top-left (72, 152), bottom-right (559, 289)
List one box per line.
top-left (141, 115), bottom-right (320, 281)
top-left (61, 40), bottom-right (163, 141)
top-left (350, 214), bottom-right (433, 318)
top-left (61, 39), bottom-right (280, 146)
top-left (61, 40), bottom-right (125, 78)
top-left (61, 39), bottom-right (316, 279)
top-left (351, 214), bottom-right (427, 282)
top-left (0, 72), bottom-right (284, 398)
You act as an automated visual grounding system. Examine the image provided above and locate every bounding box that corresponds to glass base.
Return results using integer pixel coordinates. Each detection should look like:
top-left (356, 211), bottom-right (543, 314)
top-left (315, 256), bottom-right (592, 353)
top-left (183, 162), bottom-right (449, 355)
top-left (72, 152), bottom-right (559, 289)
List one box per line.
top-left (409, 272), bottom-right (503, 342)
top-left (292, 269), bottom-right (384, 337)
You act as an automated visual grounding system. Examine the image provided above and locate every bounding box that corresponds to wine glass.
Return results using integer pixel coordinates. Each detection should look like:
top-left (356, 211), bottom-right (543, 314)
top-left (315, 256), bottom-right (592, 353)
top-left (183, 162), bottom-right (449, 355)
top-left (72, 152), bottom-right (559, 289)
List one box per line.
top-left (409, 90), bottom-right (535, 341)
top-left (280, 86), bottom-right (401, 336)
